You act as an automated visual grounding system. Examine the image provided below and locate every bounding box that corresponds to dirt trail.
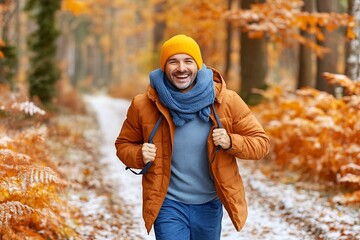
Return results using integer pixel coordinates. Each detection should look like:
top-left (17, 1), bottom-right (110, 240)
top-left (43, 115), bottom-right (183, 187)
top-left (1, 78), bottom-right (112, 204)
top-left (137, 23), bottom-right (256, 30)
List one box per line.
top-left (85, 95), bottom-right (359, 240)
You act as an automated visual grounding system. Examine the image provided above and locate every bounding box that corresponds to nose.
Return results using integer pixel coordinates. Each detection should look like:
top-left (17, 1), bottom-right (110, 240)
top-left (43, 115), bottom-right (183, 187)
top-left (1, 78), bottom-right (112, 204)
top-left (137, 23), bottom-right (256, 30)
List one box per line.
top-left (177, 61), bottom-right (186, 72)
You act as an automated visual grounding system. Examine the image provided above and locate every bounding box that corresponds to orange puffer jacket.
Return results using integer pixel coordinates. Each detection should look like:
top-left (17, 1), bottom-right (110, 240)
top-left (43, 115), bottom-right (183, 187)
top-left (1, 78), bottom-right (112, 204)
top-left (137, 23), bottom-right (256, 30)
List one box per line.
top-left (115, 67), bottom-right (270, 233)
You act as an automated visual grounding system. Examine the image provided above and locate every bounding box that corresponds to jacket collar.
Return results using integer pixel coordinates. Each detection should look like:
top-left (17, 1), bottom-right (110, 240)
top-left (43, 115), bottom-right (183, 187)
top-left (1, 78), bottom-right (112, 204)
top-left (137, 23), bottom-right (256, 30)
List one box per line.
top-left (210, 67), bottom-right (226, 104)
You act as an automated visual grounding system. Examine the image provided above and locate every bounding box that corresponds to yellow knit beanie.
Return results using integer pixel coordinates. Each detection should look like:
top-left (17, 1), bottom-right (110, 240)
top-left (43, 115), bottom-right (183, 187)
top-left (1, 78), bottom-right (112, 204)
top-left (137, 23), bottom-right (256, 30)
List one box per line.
top-left (160, 34), bottom-right (203, 71)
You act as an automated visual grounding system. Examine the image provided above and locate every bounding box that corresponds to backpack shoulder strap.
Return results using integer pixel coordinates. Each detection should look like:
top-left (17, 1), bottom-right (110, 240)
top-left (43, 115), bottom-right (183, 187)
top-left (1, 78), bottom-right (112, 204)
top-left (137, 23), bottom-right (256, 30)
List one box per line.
top-left (212, 104), bottom-right (222, 153)
top-left (125, 114), bottom-right (163, 175)
top-left (148, 115), bottom-right (163, 143)
top-left (212, 103), bottom-right (222, 128)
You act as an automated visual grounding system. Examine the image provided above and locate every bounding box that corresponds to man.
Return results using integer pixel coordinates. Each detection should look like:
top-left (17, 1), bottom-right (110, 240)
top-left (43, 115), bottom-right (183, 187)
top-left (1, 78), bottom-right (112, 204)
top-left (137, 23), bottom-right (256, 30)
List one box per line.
top-left (115, 34), bottom-right (270, 240)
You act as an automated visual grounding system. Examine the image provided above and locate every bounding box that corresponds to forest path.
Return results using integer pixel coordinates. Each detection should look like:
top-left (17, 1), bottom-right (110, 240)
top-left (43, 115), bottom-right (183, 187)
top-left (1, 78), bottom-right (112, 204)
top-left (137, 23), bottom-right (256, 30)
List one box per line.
top-left (85, 94), bottom-right (359, 240)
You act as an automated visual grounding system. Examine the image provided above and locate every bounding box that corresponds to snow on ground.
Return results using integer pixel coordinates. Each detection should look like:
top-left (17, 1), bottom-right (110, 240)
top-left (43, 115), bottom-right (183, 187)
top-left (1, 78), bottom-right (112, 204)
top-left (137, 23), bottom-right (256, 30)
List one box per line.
top-left (84, 95), bottom-right (152, 239)
top-left (85, 94), bottom-right (359, 240)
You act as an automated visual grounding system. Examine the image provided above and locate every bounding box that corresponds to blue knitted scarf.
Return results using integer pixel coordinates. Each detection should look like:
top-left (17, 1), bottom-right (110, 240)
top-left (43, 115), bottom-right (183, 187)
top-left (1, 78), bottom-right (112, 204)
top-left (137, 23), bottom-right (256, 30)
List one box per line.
top-left (150, 64), bottom-right (215, 127)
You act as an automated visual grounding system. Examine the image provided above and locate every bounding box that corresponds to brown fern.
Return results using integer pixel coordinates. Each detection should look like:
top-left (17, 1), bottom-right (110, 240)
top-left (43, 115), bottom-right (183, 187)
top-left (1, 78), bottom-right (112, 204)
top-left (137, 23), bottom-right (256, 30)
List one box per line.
top-left (252, 76), bottom-right (360, 204)
top-left (0, 201), bottom-right (34, 233)
top-left (0, 201), bottom-right (81, 239)
top-left (323, 72), bottom-right (360, 95)
top-left (0, 149), bottom-right (32, 166)
top-left (0, 82), bottom-right (86, 238)
top-left (0, 136), bottom-right (80, 239)
top-left (18, 165), bottom-right (67, 190)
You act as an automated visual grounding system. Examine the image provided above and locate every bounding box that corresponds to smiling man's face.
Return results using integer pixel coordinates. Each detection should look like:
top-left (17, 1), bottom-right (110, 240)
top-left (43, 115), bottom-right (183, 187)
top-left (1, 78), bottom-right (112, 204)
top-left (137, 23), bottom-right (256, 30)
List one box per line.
top-left (164, 53), bottom-right (198, 93)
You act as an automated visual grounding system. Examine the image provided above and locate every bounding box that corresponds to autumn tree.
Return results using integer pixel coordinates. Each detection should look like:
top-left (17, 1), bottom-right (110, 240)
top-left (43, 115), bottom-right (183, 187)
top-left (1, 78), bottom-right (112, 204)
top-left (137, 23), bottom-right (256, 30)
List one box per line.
top-left (60, 0), bottom-right (151, 90)
top-left (315, 0), bottom-right (339, 94)
top-left (60, 0), bottom-right (91, 87)
top-left (154, 0), bottom-right (226, 68)
top-left (25, 0), bottom-right (61, 105)
top-left (225, 0), bottom-right (355, 95)
top-left (240, 0), bottom-right (268, 105)
top-left (152, 0), bottom-right (166, 69)
top-left (57, 0), bottom-right (227, 97)
top-left (224, 0), bottom-right (234, 77)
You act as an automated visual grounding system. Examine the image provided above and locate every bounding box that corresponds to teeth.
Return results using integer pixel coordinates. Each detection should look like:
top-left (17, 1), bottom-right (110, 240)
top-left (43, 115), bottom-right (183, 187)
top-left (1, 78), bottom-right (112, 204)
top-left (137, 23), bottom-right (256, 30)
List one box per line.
top-left (176, 75), bottom-right (188, 78)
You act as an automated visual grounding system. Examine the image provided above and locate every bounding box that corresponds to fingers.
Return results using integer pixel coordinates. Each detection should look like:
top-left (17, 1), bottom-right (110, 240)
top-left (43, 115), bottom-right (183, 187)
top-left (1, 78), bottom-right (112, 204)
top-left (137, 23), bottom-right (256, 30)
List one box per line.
top-left (212, 128), bottom-right (231, 150)
top-left (142, 143), bottom-right (157, 164)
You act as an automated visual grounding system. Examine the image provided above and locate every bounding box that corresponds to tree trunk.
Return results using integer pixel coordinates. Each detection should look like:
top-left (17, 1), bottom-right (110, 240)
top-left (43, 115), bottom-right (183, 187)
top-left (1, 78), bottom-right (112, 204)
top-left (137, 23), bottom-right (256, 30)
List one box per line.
top-left (104, 1), bottom-right (114, 89)
top-left (224, 0), bottom-right (233, 78)
top-left (315, 0), bottom-right (339, 94)
top-left (152, 0), bottom-right (166, 69)
top-left (240, 0), bottom-right (268, 105)
top-left (345, 0), bottom-right (360, 81)
top-left (74, 31), bottom-right (84, 86)
top-left (297, 0), bottom-right (316, 89)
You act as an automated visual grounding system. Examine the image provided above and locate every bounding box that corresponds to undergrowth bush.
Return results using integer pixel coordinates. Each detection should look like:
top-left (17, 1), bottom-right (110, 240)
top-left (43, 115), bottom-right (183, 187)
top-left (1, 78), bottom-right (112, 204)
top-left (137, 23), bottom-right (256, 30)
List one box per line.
top-left (0, 83), bottom-right (83, 239)
top-left (252, 73), bottom-right (360, 204)
top-left (0, 132), bottom-right (83, 239)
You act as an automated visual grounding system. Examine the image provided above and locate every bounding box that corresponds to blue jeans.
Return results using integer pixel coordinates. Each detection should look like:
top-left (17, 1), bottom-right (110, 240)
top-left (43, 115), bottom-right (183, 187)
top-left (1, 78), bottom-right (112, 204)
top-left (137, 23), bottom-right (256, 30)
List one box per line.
top-left (154, 197), bottom-right (223, 240)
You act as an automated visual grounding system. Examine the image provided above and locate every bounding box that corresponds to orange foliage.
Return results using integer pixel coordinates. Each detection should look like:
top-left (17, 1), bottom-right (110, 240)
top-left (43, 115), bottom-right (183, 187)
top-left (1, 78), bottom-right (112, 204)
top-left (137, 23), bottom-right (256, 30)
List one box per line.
top-left (224, 0), bottom-right (356, 57)
top-left (0, 85), bottom-right (84, 238)
top-left (160, 0), bottom-right (226, 66)
top-left (0, 0), bottom-right (14, 58)
top-left (323, 72), bottom-right (360, 95)
top-left (252, 74), bottom-right (360, 204)
top-left (60, 0), bottom-right (227, 81)
top-left (0, 40), bottom-right (4, 58)
top-left (0, 134), bottom-right (81, 239)
top-left (1, 83), bottom-right (127, 238)
top-left (61, 0), bottom-right (89, 15)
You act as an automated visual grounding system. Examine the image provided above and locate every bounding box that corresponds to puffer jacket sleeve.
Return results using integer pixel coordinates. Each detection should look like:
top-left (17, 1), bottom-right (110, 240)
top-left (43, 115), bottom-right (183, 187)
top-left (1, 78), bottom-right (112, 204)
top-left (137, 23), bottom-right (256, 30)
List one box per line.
top-left (115, 98), bottom-right (145, 169)
top-left (225, 91), bottom-right (270, 160)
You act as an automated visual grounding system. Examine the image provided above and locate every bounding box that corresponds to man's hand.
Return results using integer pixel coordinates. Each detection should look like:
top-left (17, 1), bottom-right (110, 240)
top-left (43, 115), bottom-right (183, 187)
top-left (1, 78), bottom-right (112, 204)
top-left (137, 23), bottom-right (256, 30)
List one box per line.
top-left (142, 143), bottom-right (157, 164)
top-left (212, 128), bottom-right (231, 150)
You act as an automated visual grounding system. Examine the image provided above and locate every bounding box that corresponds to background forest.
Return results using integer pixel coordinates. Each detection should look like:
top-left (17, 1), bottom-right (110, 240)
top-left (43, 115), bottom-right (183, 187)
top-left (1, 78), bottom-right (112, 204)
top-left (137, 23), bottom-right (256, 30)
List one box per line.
top-left (1, 0), bottom-right (360, 239)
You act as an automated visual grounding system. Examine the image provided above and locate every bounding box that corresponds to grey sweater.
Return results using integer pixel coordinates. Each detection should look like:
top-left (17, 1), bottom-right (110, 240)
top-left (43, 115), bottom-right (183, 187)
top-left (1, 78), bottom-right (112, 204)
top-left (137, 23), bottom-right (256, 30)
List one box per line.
top-left (166, 115), bottom-right (218, 204)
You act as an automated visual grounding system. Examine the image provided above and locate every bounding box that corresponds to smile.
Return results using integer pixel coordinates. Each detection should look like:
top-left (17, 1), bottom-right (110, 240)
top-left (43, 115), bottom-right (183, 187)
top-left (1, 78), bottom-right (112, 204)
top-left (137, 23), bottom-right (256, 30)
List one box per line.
top-left (174, 73), bottom-right (190, 79)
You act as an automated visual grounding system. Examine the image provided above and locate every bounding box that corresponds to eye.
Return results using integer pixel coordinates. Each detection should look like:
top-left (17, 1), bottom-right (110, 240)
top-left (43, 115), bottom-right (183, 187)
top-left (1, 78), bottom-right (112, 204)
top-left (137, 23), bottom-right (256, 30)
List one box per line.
top-left (168, 60), bottom-right (177, 65)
